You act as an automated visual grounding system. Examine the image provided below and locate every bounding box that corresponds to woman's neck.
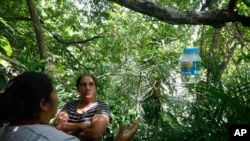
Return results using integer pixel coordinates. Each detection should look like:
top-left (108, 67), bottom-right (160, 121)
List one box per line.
top-left (79, 98), bottom-right (96, 106)
top-left (76, 98), bottom-right (98, 114)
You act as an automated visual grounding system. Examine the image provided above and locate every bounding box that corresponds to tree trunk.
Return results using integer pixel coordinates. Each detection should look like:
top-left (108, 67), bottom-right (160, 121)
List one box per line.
top-left (26, 0), bottom-right (47, 71)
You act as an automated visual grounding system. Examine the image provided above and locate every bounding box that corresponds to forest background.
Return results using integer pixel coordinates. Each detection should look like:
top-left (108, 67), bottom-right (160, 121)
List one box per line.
top-left (0, 0), bottom-right (250, 140)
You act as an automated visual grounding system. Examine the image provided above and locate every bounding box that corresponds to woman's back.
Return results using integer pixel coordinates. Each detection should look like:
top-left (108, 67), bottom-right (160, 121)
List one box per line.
top-left (0, 124), bottom-right (79, 141)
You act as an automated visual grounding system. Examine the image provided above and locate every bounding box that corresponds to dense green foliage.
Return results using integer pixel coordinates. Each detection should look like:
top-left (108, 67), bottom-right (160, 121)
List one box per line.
top-left (0, 0), bottom-right (250, 140)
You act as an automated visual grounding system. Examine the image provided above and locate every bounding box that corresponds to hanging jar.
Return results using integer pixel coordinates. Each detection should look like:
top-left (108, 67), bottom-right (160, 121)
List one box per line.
top-left (180, 47), bottom-right (201, 84)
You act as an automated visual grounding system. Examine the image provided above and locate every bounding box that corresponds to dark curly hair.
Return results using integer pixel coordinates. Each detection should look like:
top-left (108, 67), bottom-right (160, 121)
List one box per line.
top-left (0, 72), bottom-right (53, 123)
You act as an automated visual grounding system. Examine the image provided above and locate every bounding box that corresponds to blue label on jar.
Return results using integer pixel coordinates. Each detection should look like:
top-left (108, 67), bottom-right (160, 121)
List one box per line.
top-left (181, 62), bottom-right (192, 75)
top-left (193, 61), bottom-right (201, 75)
top-left (181, 61), bottom-right (201, 75)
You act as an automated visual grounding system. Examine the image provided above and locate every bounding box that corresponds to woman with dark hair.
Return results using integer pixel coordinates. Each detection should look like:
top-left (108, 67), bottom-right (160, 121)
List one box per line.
top-left (53, 74), bottom-right (111, 141)
top-left (0, 72), bottom-right (139, 141)
top-left (0, 72), bottom-right (78, 141)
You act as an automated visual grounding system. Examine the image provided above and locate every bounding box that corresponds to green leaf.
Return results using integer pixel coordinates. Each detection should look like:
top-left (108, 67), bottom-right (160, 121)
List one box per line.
top-left (0, 59), bottom-right (10, 67)
top-left (243, 0), bottom-right (250, 7)
top-left (0, 36), bottom-right (12, 56)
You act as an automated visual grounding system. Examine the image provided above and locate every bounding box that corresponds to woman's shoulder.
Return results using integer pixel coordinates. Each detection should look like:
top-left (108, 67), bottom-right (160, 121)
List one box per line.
top-left (96, 100), bottom-right (110, 111)
top-left (96, 100), bottom-right (112, 119)
top-left (27, 125), bottom-right (79, 141)
top-left (97, 100), bottom-right (108, 106)
top-left (1, 124), bottom-right (79, 141)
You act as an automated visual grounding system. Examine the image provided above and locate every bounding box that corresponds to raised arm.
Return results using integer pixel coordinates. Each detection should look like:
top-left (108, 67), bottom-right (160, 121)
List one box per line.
top-left (114, 120), bottom-right (139, 141)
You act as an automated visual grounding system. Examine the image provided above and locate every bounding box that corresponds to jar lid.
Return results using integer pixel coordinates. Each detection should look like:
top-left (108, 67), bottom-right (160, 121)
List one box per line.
top-left (183, 48), bottom-right (199, 54)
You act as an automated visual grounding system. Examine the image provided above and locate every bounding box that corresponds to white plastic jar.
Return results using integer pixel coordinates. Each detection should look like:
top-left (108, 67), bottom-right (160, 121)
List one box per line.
top-left (180, 47), bottom-right (201, 84)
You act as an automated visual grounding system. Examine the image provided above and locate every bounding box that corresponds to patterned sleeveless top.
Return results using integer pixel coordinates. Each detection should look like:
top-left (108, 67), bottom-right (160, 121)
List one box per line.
top-left (61, 100), bottom-right (111, 141)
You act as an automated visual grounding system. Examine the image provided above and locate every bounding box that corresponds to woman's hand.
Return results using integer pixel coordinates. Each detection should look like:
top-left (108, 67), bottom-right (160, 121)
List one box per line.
top-left (54, 112), bottom-right (69, 130)
top-left (114, 120), bottom-right (139, 141)
top-left (57, 112), bottom-right (69, 122)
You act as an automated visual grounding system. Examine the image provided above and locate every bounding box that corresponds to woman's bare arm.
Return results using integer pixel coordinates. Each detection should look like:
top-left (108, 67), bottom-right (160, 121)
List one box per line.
top-left (114, 120), bottom-right (139, 141)
top-left (53, 111), bottom-right (91, 134)
top-left (77, 114), bottom-right (110, 140)
top-left (60, 122), bottom-right (91, 134)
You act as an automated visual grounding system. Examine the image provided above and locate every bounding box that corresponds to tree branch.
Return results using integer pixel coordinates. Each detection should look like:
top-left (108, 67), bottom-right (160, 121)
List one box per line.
top-left (0, 54), bottom-right (27, 70)
top-left (108, 0), bottom-right (250, 27)
top-left (51, 33), bottom-right (107, 46)
top-left (26, 0), bottom-right (47, 60)
top-left (3, 16), bottom-right (44, 24)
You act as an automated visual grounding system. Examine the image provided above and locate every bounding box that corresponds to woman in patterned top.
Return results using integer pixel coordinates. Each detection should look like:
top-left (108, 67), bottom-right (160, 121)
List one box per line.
top-left (53, 74), bottom-right (111, 141)
top-left (0, 72), bottom-right (139, 141)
